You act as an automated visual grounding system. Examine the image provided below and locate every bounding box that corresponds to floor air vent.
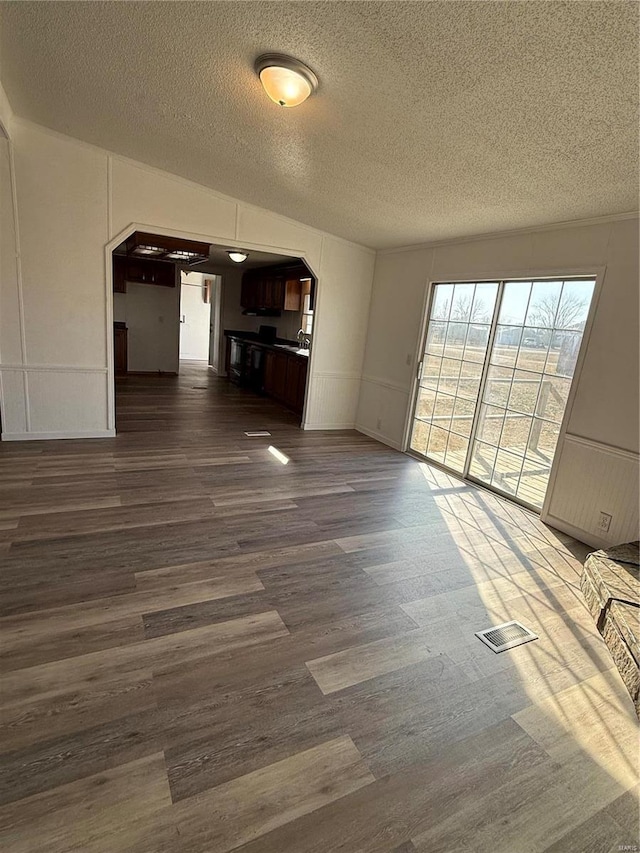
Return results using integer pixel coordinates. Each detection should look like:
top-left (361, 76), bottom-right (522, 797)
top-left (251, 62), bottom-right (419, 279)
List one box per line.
top-left (475, 620), bottom-right (538, 653)
top-left (244, 431), bottom-right (271, 437)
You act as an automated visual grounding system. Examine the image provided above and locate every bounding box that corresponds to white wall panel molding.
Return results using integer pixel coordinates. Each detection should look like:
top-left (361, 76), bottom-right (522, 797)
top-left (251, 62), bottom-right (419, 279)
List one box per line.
top-left (236, 206), bottom-right (323, 274)
top-left (562, 433), bottom-right (639, 462)
top-left (11, 122), bottom-right (372, 256)
top-left (544, 434), bottom-right (639, 547)
top-left (0, 367), bottom-right (109, 441)
top-left (311, 370), bottom-right (363, 381)
top-left (360, 375), bottom-right (410, 396)
top-left (7, 136), bottom-right (27, 365)
top-left (303, 372), bottom-right (362, 431)
top-left (3, 430), bottom-right (115, 442)
top-left (355, 376), bottom-right (412, 452)
top-left (1, 364), bottom-right (108, 373)
top-left (110, 160), bottom-right (237, 242)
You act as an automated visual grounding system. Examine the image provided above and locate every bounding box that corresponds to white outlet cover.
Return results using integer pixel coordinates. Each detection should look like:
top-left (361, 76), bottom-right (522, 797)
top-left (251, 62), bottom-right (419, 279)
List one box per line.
top-left (598, 512), bottom-right (612, 531)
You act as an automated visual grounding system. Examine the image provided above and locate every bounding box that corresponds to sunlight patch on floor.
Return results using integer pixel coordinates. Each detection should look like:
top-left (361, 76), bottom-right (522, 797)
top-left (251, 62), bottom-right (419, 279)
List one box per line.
top-left (416, 460), bottom-right (638, 793)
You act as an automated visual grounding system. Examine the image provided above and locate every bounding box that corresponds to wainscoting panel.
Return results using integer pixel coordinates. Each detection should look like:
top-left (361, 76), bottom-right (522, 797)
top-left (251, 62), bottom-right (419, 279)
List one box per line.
top-left (355, 376), bottom-right (411, 450)
top-left (0, 369), bottom-right (28, 434)
top-left (546, 434), bottom-right (639, 548)
top-left (304, 372), bottom-right (362, 430)
top-left (1, 366), bottom-right (111, 440)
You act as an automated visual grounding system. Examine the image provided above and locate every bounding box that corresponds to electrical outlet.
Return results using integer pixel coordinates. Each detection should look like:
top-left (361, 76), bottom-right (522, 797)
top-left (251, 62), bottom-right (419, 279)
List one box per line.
top-left (376, 418), bottom-right (382, 430)
top-left (598, 511), bottom-right (612, 532)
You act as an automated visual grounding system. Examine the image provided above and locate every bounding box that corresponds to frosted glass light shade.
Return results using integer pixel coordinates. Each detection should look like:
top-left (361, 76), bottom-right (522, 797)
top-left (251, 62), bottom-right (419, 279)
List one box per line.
top-left (227, 251), bottom-right (248, 263)
top-left (255, 54), bottom-right (318, 108)
top-left (259, 66), bottom-right (311, 107)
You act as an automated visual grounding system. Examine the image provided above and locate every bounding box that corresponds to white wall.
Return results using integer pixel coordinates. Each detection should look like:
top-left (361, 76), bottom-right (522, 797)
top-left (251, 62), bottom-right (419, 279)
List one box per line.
top-left (1, 117), bottom-right (110, 438)
top-left (0, 117), bottom-right (375, 439)
top-left (179, 274), bottom-right (211, 361)
top-left (115, 281), bottom-right (180, 373)
top-left (357, 216), bottom-right (640, 546)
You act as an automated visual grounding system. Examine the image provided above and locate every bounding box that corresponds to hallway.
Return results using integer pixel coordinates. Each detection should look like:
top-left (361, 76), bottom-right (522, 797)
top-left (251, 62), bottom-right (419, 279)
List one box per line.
top-left (0, 364), bottom-right (637, 852)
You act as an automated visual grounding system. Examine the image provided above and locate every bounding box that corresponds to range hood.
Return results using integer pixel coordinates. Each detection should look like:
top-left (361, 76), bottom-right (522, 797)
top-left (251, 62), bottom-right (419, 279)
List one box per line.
top-left (242, 308), bottom-right (282, 317)
top-left (125, 231), bottom-right (210, 264)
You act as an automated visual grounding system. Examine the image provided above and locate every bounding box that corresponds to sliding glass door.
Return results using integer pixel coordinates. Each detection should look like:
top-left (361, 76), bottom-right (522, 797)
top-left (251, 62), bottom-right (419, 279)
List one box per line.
top-left (410, 282), bottom-right (499, 473)
top-left (409, 277), bottom-right (596, 509)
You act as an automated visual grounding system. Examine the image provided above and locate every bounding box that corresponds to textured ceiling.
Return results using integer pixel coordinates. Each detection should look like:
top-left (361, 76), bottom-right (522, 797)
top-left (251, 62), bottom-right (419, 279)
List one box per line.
top-left (0, 1), bottom-right (637, 249)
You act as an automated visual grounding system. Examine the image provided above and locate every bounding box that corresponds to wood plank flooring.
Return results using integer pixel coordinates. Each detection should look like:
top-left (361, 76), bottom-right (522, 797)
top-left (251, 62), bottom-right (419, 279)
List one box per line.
top-left (0, 362), bottom-right (637, 852)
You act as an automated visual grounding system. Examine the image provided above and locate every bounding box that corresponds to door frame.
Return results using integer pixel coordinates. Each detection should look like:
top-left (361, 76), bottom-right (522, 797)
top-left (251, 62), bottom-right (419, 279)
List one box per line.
top-left (403, 265), bottom-right (607, 520)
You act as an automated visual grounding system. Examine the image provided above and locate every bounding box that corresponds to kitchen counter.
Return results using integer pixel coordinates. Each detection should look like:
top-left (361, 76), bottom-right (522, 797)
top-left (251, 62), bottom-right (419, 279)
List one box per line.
top-left (224, 331), bottom-right (310, 359)
top-left (224, 331), bottom-right (309, 416)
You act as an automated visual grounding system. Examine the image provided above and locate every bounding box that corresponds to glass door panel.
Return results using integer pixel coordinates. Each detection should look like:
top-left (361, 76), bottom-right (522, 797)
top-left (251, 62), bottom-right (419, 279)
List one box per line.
top-left (468, 278), bottom-right (595, 508)
top-left (410, 276), bottom-right (596, 511)
top-left (409, 282), bottom-right (498, 473)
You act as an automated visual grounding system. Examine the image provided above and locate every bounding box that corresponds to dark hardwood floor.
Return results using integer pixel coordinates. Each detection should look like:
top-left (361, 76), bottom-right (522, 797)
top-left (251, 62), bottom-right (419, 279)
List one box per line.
top-left (0, 362), bottom-right (637, 852)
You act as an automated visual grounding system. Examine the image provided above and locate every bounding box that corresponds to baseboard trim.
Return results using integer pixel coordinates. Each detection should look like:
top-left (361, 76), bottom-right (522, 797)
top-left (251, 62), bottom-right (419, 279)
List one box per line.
top-left (302, 422), bottom-right (356, 431)
top-left (544, 513), bottom-right (608, 551)
top-left (355, 424), bottom-right (403, 450)
top-left (2, 429), bottom-right (116, 442)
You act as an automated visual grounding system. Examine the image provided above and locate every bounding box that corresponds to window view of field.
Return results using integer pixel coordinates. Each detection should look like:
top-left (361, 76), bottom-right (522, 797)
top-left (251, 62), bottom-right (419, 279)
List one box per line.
top-left (410, 278), bottom-right (595, 508)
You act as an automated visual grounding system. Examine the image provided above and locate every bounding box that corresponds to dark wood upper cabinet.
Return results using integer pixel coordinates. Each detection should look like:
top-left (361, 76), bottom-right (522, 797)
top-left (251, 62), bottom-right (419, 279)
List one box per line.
top-left (241, 263), bottom-right (313, 312)
top-left (113, 255), bottom-right (176, 290)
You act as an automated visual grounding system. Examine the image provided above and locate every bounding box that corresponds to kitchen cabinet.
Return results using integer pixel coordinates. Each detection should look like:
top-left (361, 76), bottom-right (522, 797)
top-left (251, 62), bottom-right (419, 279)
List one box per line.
top-left (257, 346), bottom-right (308, 415)
top-left (263, 349), bottom-right (289, 400)
top-left (242, 275), bottom-right (290, 311)
top-left (113, 323), bottom-right (128, 374)
top-left (268, 352), bottom-right (307, 413)
top-left (284, 279), bottom-right (302, 311)
top-left (241, 263), bottom-right (312, 311)
top-left (283, 355), bottom-right (307, 413)
top-left (113, 255), bottom-right (175, 291)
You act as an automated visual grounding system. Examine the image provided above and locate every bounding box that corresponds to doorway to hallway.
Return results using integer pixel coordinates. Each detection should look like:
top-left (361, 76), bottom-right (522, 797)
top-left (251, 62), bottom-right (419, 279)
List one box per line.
top-left (179, 272), bottom-right (214, 362)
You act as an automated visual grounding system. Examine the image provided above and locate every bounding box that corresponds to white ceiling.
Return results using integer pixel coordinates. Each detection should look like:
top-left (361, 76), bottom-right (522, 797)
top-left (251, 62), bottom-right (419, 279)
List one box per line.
top-left (1, 1), bottom-right (637, 249)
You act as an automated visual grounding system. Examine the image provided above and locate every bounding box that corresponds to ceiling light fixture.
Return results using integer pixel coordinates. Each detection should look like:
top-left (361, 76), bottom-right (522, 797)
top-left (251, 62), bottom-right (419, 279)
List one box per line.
top-left (255, 53), bottom-right (318, 107)
top-left (227, 251), bottom-right (249, 263)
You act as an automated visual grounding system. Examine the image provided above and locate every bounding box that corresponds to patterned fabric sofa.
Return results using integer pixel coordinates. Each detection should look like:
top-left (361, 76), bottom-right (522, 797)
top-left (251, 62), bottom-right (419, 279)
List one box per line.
top-left (581, 541), bottom-right (640, 717)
